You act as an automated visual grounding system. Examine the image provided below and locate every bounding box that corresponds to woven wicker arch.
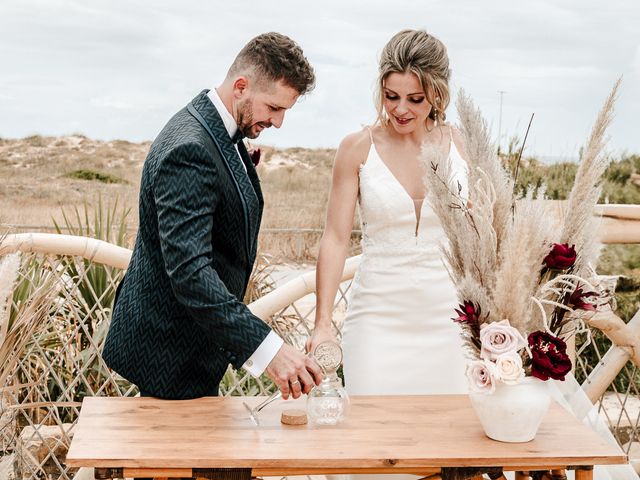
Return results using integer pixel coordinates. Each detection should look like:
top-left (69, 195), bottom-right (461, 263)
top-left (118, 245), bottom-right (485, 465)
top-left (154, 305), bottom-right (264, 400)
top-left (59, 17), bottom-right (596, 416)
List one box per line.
top-left (0, 202), bottom-right (640, 480)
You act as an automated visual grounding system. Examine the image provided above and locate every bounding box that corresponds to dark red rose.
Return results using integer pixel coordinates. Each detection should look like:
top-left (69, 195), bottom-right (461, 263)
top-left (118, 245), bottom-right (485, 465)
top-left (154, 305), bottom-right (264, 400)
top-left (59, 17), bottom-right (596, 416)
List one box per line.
top-left (528, 331), bottom-right (572, 381)
top-left (568, 286), bottom-right (596, 311)
top-left (453, 300), bottom-right (481, 325)
top-left (543, 243), bottom-right (576, 270)
top-left (250, 148), bottom-right (261, 167)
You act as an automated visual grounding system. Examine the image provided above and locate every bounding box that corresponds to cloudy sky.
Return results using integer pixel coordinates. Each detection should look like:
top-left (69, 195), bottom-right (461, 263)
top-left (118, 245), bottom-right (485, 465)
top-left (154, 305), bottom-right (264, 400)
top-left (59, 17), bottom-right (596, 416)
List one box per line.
top-left (1, 0), bottom-right (638, 160)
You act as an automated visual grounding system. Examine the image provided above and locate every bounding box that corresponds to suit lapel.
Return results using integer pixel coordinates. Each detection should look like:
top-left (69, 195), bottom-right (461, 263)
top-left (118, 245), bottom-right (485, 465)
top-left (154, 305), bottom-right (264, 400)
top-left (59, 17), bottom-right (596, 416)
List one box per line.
top-left (237, 143), bottom-right (263, 202)
top-left (237, 141), bottom-right (263, 262)
top-left (187, 90), bottom-right (260, 269)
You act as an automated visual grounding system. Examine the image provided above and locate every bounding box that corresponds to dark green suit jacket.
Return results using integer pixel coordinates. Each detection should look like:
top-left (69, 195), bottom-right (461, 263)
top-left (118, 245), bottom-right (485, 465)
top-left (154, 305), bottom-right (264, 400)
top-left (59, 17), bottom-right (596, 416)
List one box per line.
top-left (103, 90), bottom-right (271, 399)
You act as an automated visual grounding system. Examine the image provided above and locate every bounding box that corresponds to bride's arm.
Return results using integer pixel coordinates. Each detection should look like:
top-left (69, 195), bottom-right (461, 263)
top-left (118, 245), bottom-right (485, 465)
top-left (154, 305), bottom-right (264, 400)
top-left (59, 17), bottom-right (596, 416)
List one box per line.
top-left (307, 130), bottom-right (370, 353)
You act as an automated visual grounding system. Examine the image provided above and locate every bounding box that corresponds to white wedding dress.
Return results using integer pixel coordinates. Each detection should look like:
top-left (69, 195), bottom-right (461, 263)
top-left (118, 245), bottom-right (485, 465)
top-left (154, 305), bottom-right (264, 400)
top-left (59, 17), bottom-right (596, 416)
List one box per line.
top-left (338, 128), bottom-right (636, 480)
top-left (341, 127), bottom-right (469, 396)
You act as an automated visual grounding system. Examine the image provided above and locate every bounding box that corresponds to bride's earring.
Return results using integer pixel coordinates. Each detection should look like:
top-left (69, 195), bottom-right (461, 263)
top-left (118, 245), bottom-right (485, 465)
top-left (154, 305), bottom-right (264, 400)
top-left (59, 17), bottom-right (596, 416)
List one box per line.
top-left (433, 109), bottom-right (439, 127)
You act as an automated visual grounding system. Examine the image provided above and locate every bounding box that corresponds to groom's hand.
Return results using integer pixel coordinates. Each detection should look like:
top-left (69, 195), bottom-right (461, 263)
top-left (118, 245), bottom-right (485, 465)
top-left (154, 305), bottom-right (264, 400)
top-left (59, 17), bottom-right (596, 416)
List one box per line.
top-left (265, 344), bottom-right (323, 400)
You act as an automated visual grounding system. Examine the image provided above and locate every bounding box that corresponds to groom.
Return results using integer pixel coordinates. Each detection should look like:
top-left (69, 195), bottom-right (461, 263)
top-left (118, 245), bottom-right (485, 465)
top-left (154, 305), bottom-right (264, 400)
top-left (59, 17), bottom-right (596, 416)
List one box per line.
top-left (103, 32), bottom-right (322, 400)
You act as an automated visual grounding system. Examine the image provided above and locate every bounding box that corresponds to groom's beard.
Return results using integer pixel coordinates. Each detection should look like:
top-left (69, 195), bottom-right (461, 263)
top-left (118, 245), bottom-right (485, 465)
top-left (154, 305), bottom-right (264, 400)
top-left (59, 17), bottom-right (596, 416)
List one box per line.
top-left (236, 98), bottom-right (270, 139)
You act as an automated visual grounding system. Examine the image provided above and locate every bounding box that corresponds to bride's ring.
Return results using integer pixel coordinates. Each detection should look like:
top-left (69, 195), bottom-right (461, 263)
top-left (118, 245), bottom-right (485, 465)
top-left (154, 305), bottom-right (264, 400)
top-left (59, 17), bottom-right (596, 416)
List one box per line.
top-left (290, 379), bottom-right (300, 386)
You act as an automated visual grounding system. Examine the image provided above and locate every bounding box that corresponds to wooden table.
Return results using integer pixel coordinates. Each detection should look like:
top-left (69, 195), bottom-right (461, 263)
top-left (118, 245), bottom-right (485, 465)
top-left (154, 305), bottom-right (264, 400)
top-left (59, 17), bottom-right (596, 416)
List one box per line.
top-left (66, 395), bottom-right (627, 480)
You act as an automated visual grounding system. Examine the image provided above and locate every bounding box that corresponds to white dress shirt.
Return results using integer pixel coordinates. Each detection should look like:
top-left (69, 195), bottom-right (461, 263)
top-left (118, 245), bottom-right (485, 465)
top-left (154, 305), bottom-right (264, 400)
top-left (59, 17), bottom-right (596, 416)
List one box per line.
top-left (206, 88), bottom-right (284, 377)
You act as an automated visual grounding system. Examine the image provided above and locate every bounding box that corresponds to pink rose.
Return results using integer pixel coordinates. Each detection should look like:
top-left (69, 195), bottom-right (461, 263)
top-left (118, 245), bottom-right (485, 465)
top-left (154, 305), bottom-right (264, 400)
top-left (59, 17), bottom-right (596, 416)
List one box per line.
top-left (494, 351), bottom-right (525, 385)
top-left (479, 319), bottom-right (527, 361)
top-left (466, 360), bottom-right (498, 394)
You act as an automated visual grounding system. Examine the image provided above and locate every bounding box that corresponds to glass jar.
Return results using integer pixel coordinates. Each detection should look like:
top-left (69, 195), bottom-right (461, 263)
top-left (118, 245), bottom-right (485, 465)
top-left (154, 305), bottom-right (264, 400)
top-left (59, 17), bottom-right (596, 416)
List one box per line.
top-left (306, 372), bottom-right (350, 425)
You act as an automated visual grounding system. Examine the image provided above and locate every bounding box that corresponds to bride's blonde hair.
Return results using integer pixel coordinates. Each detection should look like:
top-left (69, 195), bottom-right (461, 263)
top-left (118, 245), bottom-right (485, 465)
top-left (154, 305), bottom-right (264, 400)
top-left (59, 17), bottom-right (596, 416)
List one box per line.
top-left (375, 29), bottom-right (451, 127)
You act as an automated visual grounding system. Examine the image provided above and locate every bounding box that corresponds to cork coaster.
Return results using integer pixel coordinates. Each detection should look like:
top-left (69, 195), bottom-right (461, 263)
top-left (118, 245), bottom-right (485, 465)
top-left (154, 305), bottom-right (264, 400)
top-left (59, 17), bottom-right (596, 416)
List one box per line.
top-left (280, 409), bottom-right (308, 425)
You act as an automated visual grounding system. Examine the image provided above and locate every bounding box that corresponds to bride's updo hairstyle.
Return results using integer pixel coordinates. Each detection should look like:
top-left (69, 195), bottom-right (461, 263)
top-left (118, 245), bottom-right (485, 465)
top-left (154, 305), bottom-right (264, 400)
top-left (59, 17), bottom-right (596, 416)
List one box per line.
top-left (375, 29), bottom-right (451, 127)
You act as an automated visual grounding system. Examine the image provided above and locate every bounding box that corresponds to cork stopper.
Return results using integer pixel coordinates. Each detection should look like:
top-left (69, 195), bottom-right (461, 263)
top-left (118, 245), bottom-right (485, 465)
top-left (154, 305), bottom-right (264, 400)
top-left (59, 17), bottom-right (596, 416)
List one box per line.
top-left (280, 409), bottom-right (308, 425)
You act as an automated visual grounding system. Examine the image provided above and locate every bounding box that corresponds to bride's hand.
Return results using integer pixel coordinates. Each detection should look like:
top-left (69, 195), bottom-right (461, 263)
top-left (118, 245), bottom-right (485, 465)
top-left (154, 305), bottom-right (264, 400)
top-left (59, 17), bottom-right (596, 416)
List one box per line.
top-left (306, 324), bottom-right (338, 356)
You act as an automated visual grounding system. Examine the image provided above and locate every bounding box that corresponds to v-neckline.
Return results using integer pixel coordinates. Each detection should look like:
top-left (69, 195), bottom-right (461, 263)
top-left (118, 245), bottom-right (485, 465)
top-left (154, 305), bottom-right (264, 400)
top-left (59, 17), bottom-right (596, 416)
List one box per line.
top-left (368, 136), bottom-right (453, 236)
top-left (371, 142), bottom-right (426, 201)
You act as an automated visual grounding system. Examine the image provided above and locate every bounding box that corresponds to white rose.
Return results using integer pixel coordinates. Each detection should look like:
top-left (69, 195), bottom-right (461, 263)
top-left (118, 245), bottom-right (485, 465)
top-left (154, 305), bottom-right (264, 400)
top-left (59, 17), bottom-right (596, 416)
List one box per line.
top-left (479, 319), bottom-right (527, 361)
top-left (466, 360), bottom-right (498, 395)
top-left (494, 351), bottom-right (525, 385)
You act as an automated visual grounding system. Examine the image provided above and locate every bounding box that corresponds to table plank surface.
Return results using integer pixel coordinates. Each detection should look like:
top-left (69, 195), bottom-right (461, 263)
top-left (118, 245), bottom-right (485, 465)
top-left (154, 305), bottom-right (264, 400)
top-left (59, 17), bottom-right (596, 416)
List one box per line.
top-left (66, 395), bottom-right (626, 470)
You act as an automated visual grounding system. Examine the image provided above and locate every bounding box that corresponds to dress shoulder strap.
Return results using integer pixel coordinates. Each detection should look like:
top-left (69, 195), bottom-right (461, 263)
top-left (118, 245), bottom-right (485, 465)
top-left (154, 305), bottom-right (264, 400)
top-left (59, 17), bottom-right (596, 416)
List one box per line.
top-left (357, 126), bottom-right (376, 170)
top-left (366, 125), bottom-right (375, 145)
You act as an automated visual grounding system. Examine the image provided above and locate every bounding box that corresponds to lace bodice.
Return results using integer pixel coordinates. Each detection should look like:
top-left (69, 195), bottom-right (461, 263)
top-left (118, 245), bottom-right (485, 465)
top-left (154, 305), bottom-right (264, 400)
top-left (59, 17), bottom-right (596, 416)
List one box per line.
top-left (357, 129), bottom-right (469, 253)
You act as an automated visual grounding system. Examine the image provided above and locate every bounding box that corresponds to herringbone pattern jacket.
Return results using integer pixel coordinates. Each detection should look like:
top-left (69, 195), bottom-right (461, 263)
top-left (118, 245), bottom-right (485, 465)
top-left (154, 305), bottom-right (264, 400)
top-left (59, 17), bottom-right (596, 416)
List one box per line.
top-left (103, 90), bottom-right (270, 399)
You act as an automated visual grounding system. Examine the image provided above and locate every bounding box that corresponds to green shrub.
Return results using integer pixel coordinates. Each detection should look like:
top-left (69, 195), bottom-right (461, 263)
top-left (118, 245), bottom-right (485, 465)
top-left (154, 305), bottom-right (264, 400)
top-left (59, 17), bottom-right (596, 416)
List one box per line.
top-left (64, 169), bottom-right (128, 184)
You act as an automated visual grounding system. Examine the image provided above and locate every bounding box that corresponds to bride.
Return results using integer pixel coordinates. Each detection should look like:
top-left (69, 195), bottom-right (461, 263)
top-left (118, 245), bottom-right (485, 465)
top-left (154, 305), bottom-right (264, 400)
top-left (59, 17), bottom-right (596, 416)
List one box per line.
top-left (307, 29), bottom-right (636, 480)
top-left (308, 29), bottom-right (469, 396)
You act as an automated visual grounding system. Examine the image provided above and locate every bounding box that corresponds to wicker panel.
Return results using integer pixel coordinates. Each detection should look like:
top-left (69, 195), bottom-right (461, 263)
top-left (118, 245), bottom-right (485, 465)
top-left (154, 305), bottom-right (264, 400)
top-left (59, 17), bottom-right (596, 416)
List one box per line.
top-left (0, 238), bottom-right (638, 479)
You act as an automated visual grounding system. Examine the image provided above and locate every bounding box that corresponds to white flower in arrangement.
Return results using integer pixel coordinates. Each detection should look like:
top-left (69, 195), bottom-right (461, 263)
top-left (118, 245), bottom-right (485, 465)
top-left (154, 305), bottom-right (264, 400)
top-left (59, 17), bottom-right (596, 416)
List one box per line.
top-left (466, 360), bottom-right (498, 394)
top-left (494, 351), bottom-right (525, 385)
top-left (479, 320), bottom-right (527, 361)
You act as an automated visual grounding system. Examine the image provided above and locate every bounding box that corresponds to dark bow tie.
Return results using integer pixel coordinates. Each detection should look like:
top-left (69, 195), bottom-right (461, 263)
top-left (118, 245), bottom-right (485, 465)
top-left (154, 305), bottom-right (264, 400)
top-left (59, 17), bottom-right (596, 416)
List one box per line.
top-left (231, 129), bottom-right (245, 145)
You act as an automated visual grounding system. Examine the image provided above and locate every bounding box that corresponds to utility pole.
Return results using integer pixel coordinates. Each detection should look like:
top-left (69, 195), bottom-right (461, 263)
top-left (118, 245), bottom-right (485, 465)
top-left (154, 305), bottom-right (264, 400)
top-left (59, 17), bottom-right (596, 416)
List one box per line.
top-left (497, 90), bottom-right (506, 154)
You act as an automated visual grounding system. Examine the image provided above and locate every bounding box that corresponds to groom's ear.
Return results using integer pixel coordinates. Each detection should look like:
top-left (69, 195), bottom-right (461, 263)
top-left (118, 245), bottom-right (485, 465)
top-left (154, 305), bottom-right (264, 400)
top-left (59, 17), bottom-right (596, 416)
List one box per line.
top-left (232, 76), bottom-right (249, 98)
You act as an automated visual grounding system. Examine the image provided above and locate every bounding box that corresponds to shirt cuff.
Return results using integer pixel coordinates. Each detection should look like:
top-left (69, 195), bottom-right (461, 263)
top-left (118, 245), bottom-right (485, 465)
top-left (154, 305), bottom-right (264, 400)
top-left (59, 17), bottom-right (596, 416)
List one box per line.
top-left (243, 331), bottom-right (284, 377)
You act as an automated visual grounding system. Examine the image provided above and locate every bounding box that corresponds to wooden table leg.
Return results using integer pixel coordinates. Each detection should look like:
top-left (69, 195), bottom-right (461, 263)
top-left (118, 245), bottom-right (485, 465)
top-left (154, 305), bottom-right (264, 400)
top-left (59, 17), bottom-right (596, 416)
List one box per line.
top-left (574, 466), bottom-right (594, 480)
top-left (95, 468), bottom-right (123, 480)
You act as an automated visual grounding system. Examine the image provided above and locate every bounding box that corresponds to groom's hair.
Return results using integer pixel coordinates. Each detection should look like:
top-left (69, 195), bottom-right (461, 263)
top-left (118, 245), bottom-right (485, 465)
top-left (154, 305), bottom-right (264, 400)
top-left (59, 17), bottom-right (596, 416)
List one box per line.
top-left (228, 32), bottom-right (315, 95)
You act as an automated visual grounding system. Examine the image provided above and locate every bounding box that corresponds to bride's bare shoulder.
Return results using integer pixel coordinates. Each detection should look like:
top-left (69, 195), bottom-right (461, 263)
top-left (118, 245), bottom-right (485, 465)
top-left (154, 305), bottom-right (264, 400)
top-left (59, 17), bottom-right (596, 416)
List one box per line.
top-left (334, 127), bottom-right (373, 170)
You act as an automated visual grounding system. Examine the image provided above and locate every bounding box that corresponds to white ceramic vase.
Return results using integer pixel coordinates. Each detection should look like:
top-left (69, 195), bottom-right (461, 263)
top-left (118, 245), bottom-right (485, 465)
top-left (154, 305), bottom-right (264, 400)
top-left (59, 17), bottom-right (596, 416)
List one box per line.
top-left (469, 376), bottom-right (551, 442)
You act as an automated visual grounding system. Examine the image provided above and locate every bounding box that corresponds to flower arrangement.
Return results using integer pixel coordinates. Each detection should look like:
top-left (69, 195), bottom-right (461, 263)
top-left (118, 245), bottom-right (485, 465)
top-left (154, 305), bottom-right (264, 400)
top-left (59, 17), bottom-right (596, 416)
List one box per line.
top-left (422, 80), bottom-right (621, 395)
